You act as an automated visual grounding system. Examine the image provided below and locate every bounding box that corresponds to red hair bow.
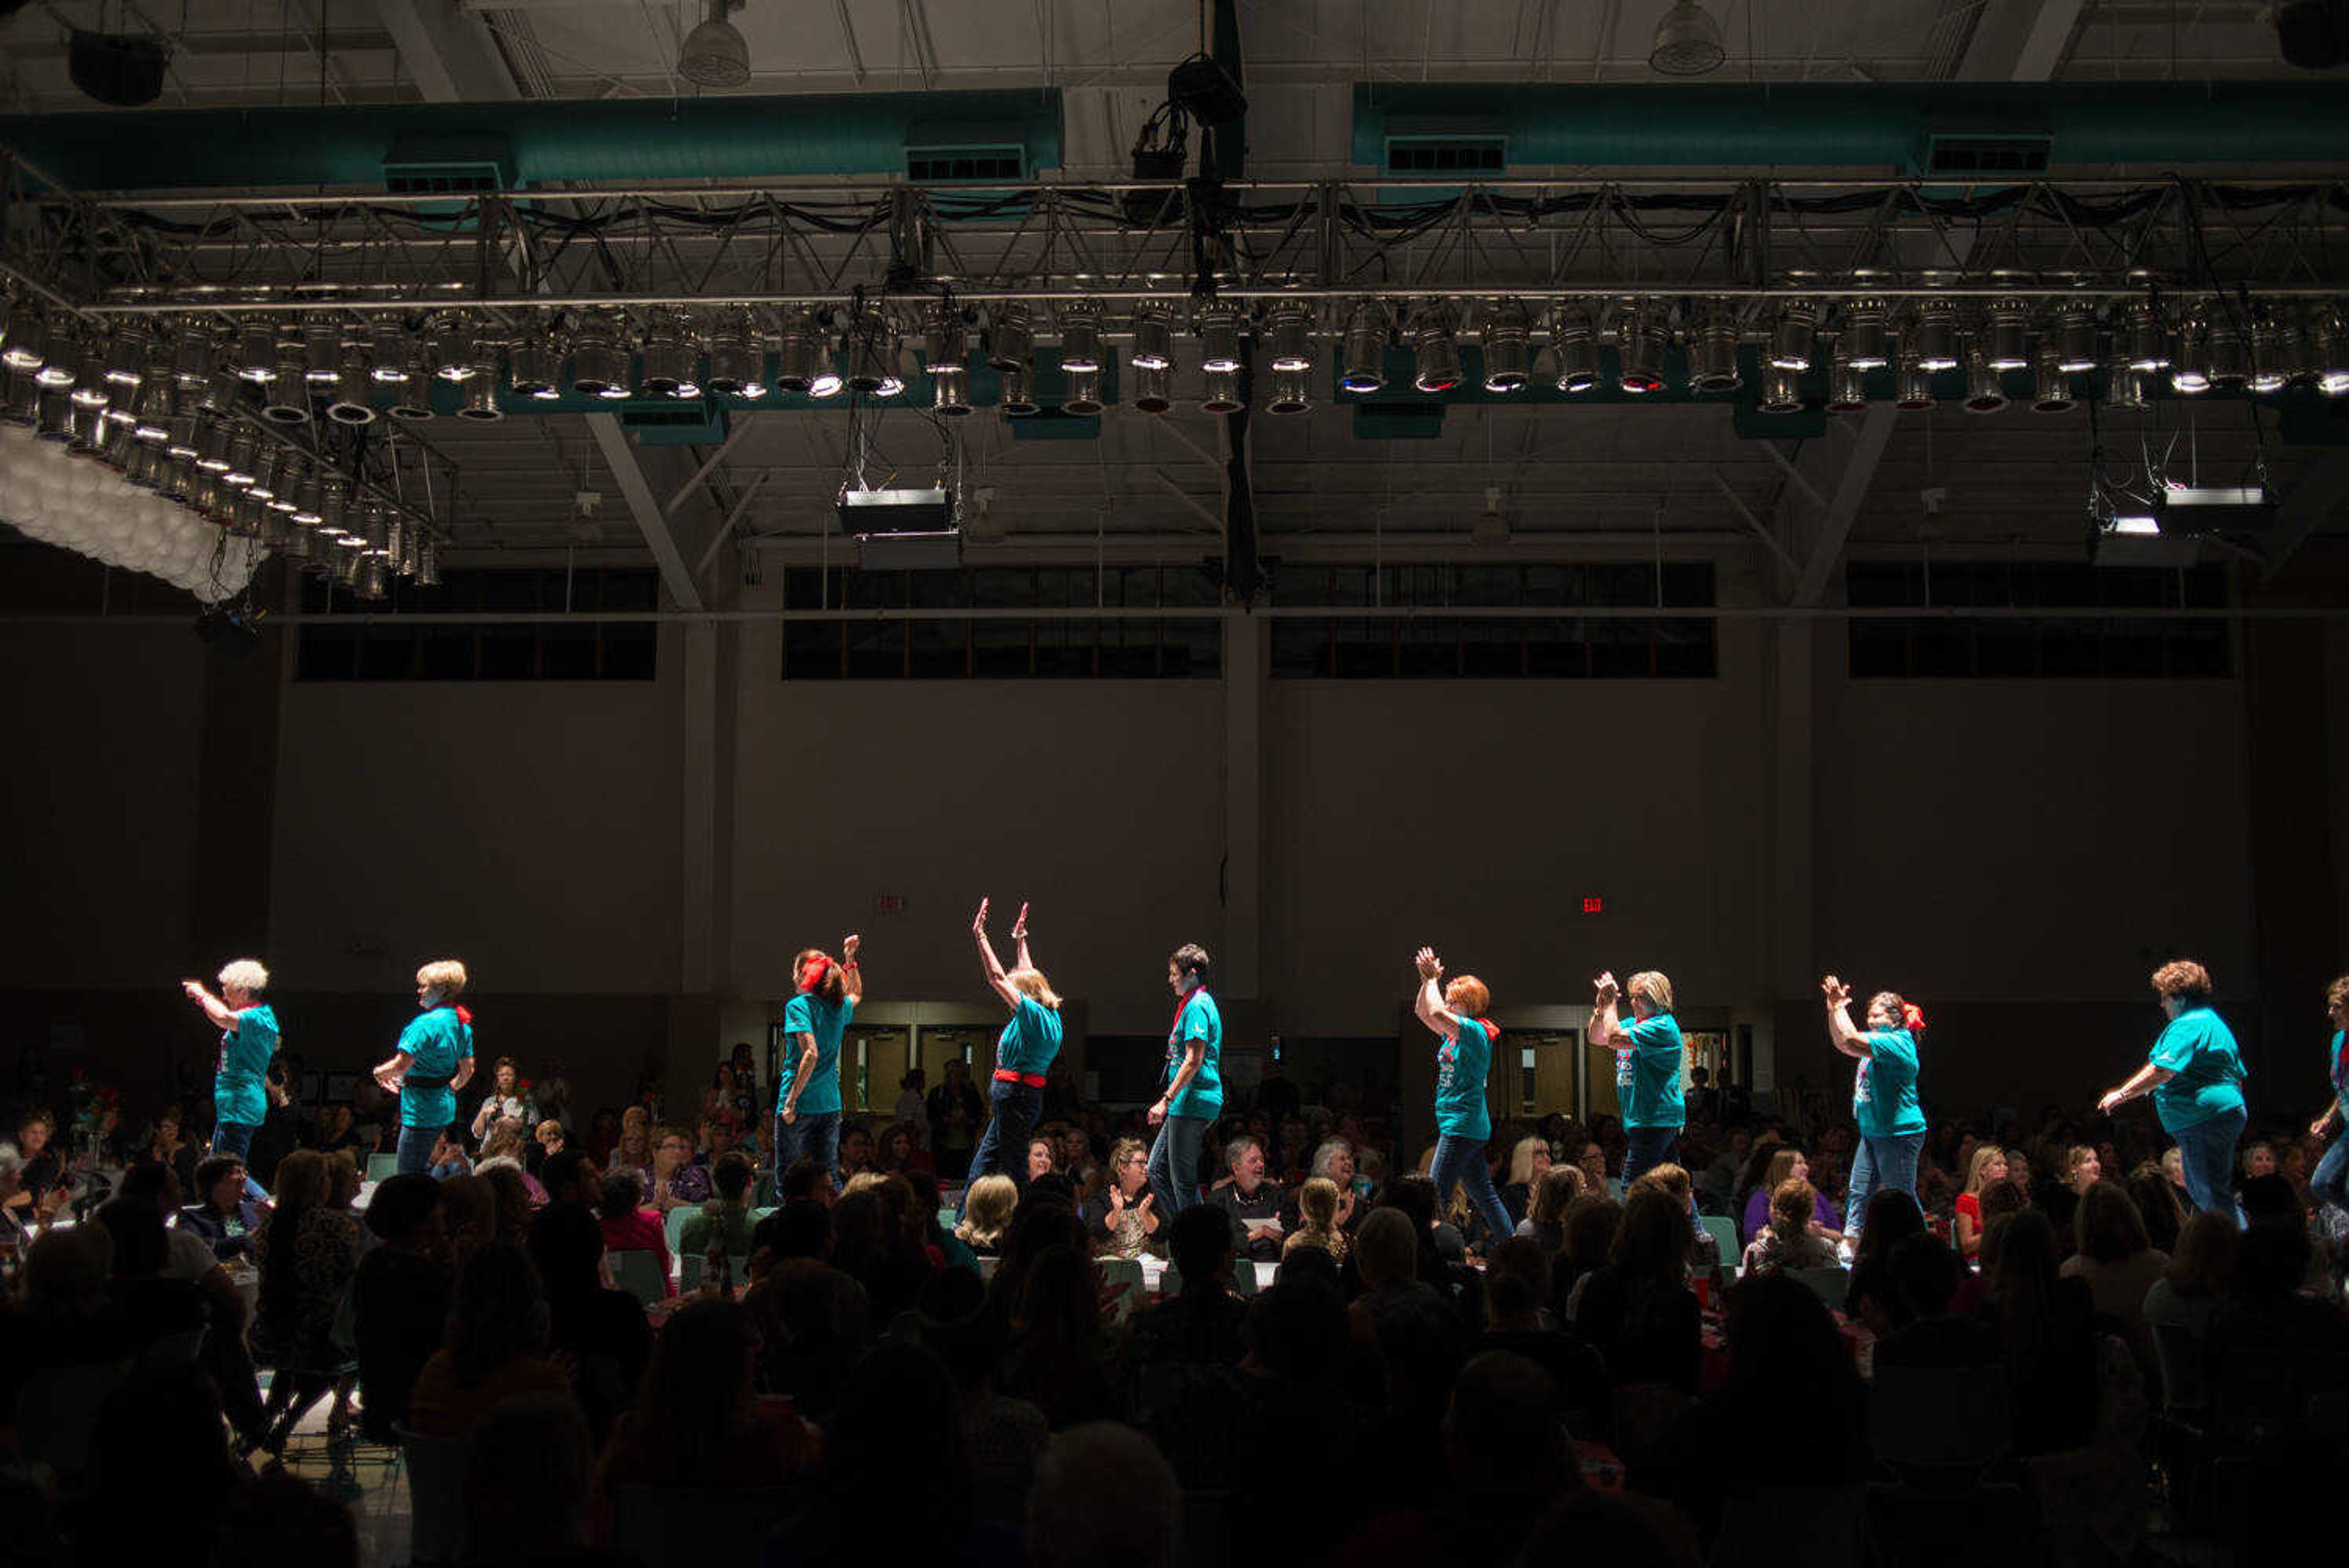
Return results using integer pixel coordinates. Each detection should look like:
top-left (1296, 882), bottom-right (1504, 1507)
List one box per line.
top-left (1902, 1002), bottom-right (1926, 1031)
top-left (798, 954), bottom-right (833, 994)
top-left (455, 1005), bottom-right (474, 1027)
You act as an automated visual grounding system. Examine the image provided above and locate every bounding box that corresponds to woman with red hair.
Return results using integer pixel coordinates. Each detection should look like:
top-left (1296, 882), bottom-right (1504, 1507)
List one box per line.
top-left (775, 935), bottom-right (863, 1185)
top-left (1821, 975), bottom-right (1928, 1240)
top-left (2098, 959), bottom-right (2246, 1224)
top-left (1411, 946), bottom-right (1515, 1250)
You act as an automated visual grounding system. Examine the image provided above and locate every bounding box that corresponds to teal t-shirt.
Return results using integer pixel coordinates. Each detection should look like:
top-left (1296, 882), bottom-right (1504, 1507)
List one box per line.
top-left (213, 1002), bottom-right (278, 1127)
top-left (996, 997), bottom-right (1063, 1077)
top-left (2147, 1004), bottom-right (2247, 1132)
top-left (1853, 1027), bottom-right (1927, 1139)
top-left (2329, 1029), bottom-right (2349, 1121)
top-left (1165, 989), bottom-right (1223, 1118)
top-left (779, 992), bottom-right (853, 1117)
top-left (1615, 1011), bottom-right (1685, 1130)
top-left (398, 1006), bottom-right (474, 1130)
top-left (1434, 1017), bottom-right (1494, 1142)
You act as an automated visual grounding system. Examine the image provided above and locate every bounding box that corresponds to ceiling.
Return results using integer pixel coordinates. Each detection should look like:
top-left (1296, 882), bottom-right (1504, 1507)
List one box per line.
top-left (1, 0), bottom-right (2342, 588)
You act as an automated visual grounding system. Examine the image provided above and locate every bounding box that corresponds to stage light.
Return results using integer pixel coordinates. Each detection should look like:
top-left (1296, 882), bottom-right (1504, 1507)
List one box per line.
top-left (1340, 302), bottom-right (1389, 393)
top-left (2205, 318), bottom-right (2247, 386)
top-left (1902, 352), bottom-right (1942, 409)
top-left (845, 310), bottom-right (894, 395)
top-left (1767, 300), bottom-right (1817, 372)
top-left (1409, 303), bottom-right (1461, 393)
top-left (31, 319), bottom-right (78, 389)
top-left (1909, 300), bottom-right (1959, 373)
top-left (417, 537), bottom-right (441, 587)
top-left (2104, 366), bottom-right (2150, 411)
top-left (1757, 365), bottom-right (1803, 413)
top-left (1962, 344), bottom-right (2007, 413)
top-left (458, 374), bottom-right (503, 421)
top-left (0, 299), bottom-right (42, 372)
top-left (1839, 299), bottom-right (1889, 371)
top-left (509, 334), bottom-right (560, 399)
top-left (1201, 367), bottom-right (1244, 414)
top-left (987, 303), bottom-right (1033, 373)
top-left (2317, 307), bottom-right (2349, 395)
top-left (1267, 303), bottom-right (1315, 374)
top-left (290, 476), bottom-right (324, 527)
top-left (1480, 298), bottom-right (1531, 392)
top-left (251, 449), bottom-right (290, 506)
top-left (368, 321), bottom-right (411, 382)
top-left (2032, 347), bottom-right (2075, 412)
top-left (2170, 318), bottom-right (2211, 393)
top-left (639, 313), bottom-right (702, 398)
top-left (706, 309), bottom-right (766, 399)
top-left (363, 502), bottom-right (392, 554)
top-left (193, 419), bottom-right (231, 472)
top-left (221, 428), bottom-right (258, 487)
top-left (327, 363), bottom-right (377, 425)
top-left (775, 308), bottom-right (825, 394)
top-left (34, 388), bottom-right (73, 440)
top-left (300, 321), bottom-right (342, 385)
top-left (1061, 368), bottom-right (1104, 415)
top-left (1000, 363), bottom-right (1038, 415)
top-left (1130, 304), bottom-right (1174, 373)
top-left (930, 365), bottom-right (973, 417)
top-left (1267, 367), bottom-right (1312, 413)
top-left (231, 322), bottom-right (277, 382)
top-left (1132, 364), bottom-right (1173, 414)
top-left (102, 325), bottom-right (147, 388)
top-left (357, 557), bottom-right (390, 601)
top-left (570, 311), bottom-right (632, 399)
top-left (428, 316), bottom-right (476, 381)
top-left (1058, 300), bottom-right (1105, 375)
top-left (1649, 0), bottom-right (1724, 74)
top-left (128, 378), bottom-right (171, 444)
top-left (1686, 303), bottom-right (1740, 392)
top-left (390, 347), bottom-right (435, 420)
top-left (2052, 303), bottom-right (2099, 373)
top-left (1617, 300), bottom-right (1669, 393)
top-left (262, 353), bottom-right (310, 423)
top-left (2249, 316), bottom-right (2296, 393)
top-left (163, 412), bottom-right (198, 460)
top-left (679, 0), bottom-right (751, 87)
top-left (1825, 362), bottom-right (1868, 412)
top-left (1551, 305), bottom-right (1601, 393)
top-left (2122, 302), bottom-right (2170, 372)
top-left (0, 370), bottom-right (36, 426)
top-left (1197, 305), bottom-right (1242, 374)
top-left (70, 354), bottom-right (111, 411)
top-left (1983, 299), bottom-right (2030, 371)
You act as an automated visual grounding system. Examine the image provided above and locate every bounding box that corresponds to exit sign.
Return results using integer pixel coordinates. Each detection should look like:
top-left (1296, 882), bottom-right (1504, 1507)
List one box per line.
top-left (875, 894), bottom-right (907, 915)
top-left (1582, 896), bottom-right (1603, 915)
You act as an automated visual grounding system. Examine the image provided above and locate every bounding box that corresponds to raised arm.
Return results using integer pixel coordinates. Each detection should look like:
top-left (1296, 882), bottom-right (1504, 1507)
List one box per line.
top-left (182, 979), bottom-right (239, 1031)
top-left (1589, 972), bottom-right (1624, 1047)
top-left (1821, 975), bottom-right (1870, 1060)
top-left (841, 934), bottom-right (865, 1004)
top-left (973, 901), bottom-right (1020, 1007)
top-left (1411, 948), bottom-right (1456, 1039)
top-left (1012, 901), bottom-right (1034, 973)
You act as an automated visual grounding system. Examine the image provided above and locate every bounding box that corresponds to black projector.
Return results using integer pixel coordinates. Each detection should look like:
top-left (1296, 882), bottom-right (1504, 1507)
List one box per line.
top-left (838, 486), bottom-right (960, 569)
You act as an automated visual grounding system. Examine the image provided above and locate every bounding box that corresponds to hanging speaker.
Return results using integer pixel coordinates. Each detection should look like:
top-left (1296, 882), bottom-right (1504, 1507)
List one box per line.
top-left (69, 31), bottom-right (171, 108)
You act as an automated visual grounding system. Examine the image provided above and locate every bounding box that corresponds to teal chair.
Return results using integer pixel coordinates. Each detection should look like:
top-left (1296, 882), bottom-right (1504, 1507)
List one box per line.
top-left (1160, 1254), bottom-right (1260, 1299)
top-left (678, 1254), bottom-right (754, 1293)
top-left (365, 1151), bottom-right (400, 1184)
top-left (662, 1205), bottom-right (695, 1258)
top-left (1786, 1266), bottom-right (1850, 1313)
top-left (1096, 1257), bottom-right (1145, 1322)
top-left (750, 1206), bottom-right (776, 1226)
top-left (754, 1170), bottom-right (777, 1206)
top-left (609, 1249), bottom-right (667, 1309)
top-left (1700, 1214), bottom-right (1743, 1273)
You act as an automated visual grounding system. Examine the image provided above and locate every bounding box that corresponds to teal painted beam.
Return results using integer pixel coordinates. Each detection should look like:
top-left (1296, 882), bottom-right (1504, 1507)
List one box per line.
top-left (0, 89), bottom-right (1062, 191)
top-left (1352, 80), bottom-right (2349, 171)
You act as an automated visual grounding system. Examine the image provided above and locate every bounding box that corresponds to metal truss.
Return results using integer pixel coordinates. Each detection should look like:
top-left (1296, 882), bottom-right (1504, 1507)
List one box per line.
top-left (9, 163), bottom-right (2349, 326)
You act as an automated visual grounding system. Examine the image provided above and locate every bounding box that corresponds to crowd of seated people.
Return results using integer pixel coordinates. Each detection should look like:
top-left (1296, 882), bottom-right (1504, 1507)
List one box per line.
top-left (9, 1055), bottom-right (2349, 1567)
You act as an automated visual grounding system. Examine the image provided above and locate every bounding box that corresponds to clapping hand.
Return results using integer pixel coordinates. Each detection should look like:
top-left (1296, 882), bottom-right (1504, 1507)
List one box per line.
top-left (972, 898), bottom-right (990, 935)
top-left (1414, 946), bottom-right (1442, 981)
top-left (1593, 970), bottom-right (1620, 1005)
top-left (1011, 902), bottom-right (1030, 941)
top-left (842, 934), bottom-right (861, 963)
top-left (1820, 975), bottom-right (1853, 1008)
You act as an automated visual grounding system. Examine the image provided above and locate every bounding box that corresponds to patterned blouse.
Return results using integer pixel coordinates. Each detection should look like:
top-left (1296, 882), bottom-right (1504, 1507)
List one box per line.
top-left (250, 1206), bottom-right (362, 1372)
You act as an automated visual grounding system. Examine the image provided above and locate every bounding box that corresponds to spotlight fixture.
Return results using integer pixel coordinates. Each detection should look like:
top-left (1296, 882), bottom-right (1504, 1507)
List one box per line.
top-left (1687, 304), bottom-right (1741, 392)
top-left (2031, 347), bottom-right (2075, 412)
top-left (1, 370), bottom-right (37, 426)
top-left (390, 355), bottom-right (434, 420)
top-left (2315, 307), bottom-right (2349, 395)
top-left (1267, 367), bottom-right (1312, 414)
top-left (1266, 303), bottom-right (1315, 374)
top-left (999, 363), bottom-right (1039, 416)
top-left (922, 303), bottom-right (970, 372)
top-left (1767, 300), bottom-right (1817, 372)
top-left (458, 374), bottom-right (503, 421)
top-left (930, 365), bottom-right (973, 417)
top-left (570, 311), bottom-right (633, 399)
top-left (163, 412), bottom-right (198, 459)
top-left (1983, 298), bottom-right (2031, 371)
top-left (1649, 0), bottom-right (1725, 74)
top-left (509, 335), bottom-right (560, 399)
top-left (327, 363), bottom-right (377, 424)
top-left (69, 354), bottom-right (111, 411)
top-left (232, 322), bottom-right (278, 382)
top-left (428, 316), bottom-right (477, 381)
top-left (1756, 365), bottom-right (1803, 414)
top-left (369, 320), bottom-right (412, 382)
top-left (262, 354), bottom-right (310, 423)
top-left (418, 537), bottom-right (442, 587)
top-left (1909, 300), bottom-right (1959, 373)
top-left (102, 325), bottom-right (147, 388)
top-left (32, 319), bottom-right (78, 389)
top-left (1617, 300), bottom-right (1668, 394)
top-left (2105, 366), bottom-right (2150, 411)
top-left (1339, 302), bottom-right (1390, 393)
top-left (1480, 299), bottom-right (1531, 392)
top-left (301, 321), bottom-right (342, 385)
top-left (1129, 305), bottom-right (1174, 373)
top-left (1409, 303), bottom-right (1461, 393)
top-left (1962, 343), bottom-right (2007, 412)
top-left (775, 308), bottom-right (826, 394)
top-left (2052, 303), bottom-right (2099, 374)
top-left (193, 420), bottom-right (231, 472)
top-left (706, 308), bottom-right (767, 399)
top-left (1550, 305), bottom-right (1601, 393)
top-left (244, 447), bottom-right (281, 503)
top-left (987, 303), bottom-right (1034, 373)
top-left (637, 313), bottom-right (702, 398)
top-left (2204, 318), bottom-right (2248, 386)
top-left (1825, 363), bottom-right (1868, 412)
top-left (220, 428), bottom-right (258, 487)
top-left (2122, 302), bottom-right (2170, 371)
top-left (1, 299), bottom-right (42, 372)
top-left (2248, 316), bottom-right (2295, 393)
top-left (1061, 368), bottom-right (1104, 415)
top-left (1131, 364), bottom-right (1173, 414)
top-left (1200, 367), bottom-right (1244, 414)
top-left (2170, 317), bottom-right (2211, 393)
top-left (845, 310), bottom-right (893, 395)
top-left (678, 0), bottom-right (751, 87)
top-left (1057, 301), bottom-right (1105, 375)
top-left (1839, 300), bottom-right (1890, 371)
top-left (1197, 305), bottom-right (1242, 374)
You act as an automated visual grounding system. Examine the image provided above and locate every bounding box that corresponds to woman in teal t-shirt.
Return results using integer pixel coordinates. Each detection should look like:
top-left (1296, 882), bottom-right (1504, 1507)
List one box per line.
top-left (1822, 974), bottom-right (1928, 1240)
top-left (373, 958), bottom-right (477, 1175)
top-left (964, 899), bottom-right (1063, 1206)
top-left (1590, 968), bottom-right (1687, 1185)
top-left (2097, 959), bottom-right (2247, 1224)
top-left (2304, 975), bottom-right (2349, 1216)
top-left (1411, 946), bottom-right (1515, 1250)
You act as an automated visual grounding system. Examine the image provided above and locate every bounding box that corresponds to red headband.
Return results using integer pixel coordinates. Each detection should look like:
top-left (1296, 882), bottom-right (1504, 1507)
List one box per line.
top-left (1902, 1002), bottom-right (1926, 1031)
top-left (798, 954), bottom-right (833, 994)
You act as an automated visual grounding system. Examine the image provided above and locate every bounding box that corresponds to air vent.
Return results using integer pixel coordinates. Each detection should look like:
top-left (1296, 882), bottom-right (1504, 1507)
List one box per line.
top-left (1384, 135), bottom-right (1507, 176)
top-left (382, 133), bottom-right (513, 195)
top-left (906, 146), bottom-right (1026, 182)
top-left (1923, 134), bottom-right (2052, 176)
top-left (619, 402), bottom-right (727, 445)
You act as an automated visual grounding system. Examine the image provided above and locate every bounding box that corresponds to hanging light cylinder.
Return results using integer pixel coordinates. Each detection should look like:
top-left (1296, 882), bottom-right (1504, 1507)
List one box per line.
top-left (1551, 305), bottom-right (1601, 393)
top-left (1480, 299), bottom-right (1531, 392)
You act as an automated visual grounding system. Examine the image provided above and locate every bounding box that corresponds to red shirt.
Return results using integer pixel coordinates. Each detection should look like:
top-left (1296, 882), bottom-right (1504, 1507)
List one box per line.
top-left (599, 1208), bottom-right (674, 1296)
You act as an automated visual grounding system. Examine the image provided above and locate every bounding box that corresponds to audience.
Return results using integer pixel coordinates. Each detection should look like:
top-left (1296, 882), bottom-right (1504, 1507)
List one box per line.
top-left (1209, 1134), bottom-right (1285, 1261)
top-left (526, 1200), bottom-right (653, 1446)
top-left (2060, 1180), bottom-right (2169, 1331)
top-left (406, 1241), bottom-right (571, 1441)
top-left (594, 1168), bottom-right (675, 1296)
top-left (595, 1296), bottom-right (814, 1500)
top-left (957, 1172), bottom-right (1019, 1255)
top-left (248, 1148), bottom-right (361, 1455)
top-left (678, 1148), bottom-right (759, 1261)
top-left (352, 1173), bottom-right (455, 1444)
top-left (1740, 1176), bottom-right (1841, 1276)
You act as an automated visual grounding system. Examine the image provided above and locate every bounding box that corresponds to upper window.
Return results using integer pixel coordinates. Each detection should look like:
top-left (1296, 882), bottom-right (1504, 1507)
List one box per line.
top-left (1845, 562), bottom-right (2232, 679)
top-left (781, 565), bottom-right (1220, 679)
top-left (295, 568), bottom-right (658, 682)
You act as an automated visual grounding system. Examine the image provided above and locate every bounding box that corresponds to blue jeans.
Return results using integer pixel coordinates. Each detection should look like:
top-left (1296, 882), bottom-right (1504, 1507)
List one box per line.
top-left (210, 1120), bottom-right (272, 1203)
top-left (2314, 1129), bottom-right (2349, 1215)
top-left (961, 1080), bottom-right (1041, 1217)
top-left (1622, 1125), bottom-right (1679, 1187)
top-left (1848, 1131), bottom-right (1924, 1239)
top-left (394, 1124), bottom-right (440, 1176)
top-left (776, 1109), bottom-right (843, 1186)
top-left (1148, 1112), bottom-right (1209, 1220)
top-left (2172, 1107), bottom-right (2247, 1227)
top-left (1431, 1132), bottom-right (1516, 1250)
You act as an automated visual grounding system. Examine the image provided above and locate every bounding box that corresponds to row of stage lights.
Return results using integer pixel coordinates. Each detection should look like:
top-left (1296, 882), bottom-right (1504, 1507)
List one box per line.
top-left (0, 305), bottom-right (439, 598)
top-left (6, 294), bottom-right (2349, 428)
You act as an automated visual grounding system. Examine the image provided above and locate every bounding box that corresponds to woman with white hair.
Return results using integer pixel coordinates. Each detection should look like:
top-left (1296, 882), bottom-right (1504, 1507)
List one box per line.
top-left (963, 899), bottom-right (1063, 1205)
top-left (182, 959), bottom-right (279, 1168)
top-left (373, 959), bottom-right (478, 1175)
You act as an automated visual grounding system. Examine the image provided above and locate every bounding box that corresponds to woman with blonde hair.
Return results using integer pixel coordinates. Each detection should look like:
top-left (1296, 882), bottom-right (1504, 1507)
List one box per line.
top-left (2305, 975), bottom-right (2349, 1217)
top-left (1955, 1144), bottom-right (2009, 1261)
top-left (180, 957), bottom-right (278, 1176)
top-left (1590, 968), bottom-right (1687, 1186)
top-left (1518, 1164), bottom-right (1587, 1255)
top-left (1282, 1176), bottom-right (1348, 1264)
top-left (1502, 1135), bottom-right (1553, 1228)
top-left (1083, 1138), bottom-right (1157, 1258)
top-left (247, 1149), bottom-right (362, 1455)
top-left (2066, 1144), bottom-right (2104, 1195)
top-left (963, 899), bottom-right (1062, 1206)
top-left (1409, 946), bottom-right (1515, 1249)
top-left (2098, 959), bottom-right (2247, 1222)
top-left (373, 959), bottom-right (477, 1175)
top-left (954, 1173), bottom-right (1018, 1255)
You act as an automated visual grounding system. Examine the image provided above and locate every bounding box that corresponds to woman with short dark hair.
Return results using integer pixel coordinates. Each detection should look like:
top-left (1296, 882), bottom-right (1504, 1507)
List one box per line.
top-left (1820, 975), bottom-right (1928, 1237)
top-left (2097, 960), bottom-right (2247, 1222)
top-left (2305, 976), bottom-right (2349, 1216)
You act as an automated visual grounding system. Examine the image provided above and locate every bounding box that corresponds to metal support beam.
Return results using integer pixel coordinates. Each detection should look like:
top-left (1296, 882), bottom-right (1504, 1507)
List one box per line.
top-left (662, 420), bottom-right (756, 517)
top-left (693, 471), bottom-right (771, 578)
top-left (1710, 469), bottom-right (1799, 574)
top-left (1794, 405), bottom-right (1898, 606)
top-left (1152, 470), bottom-right (1225, 533)
top-left (590, 413), bottom-right (705, 610)
top-left (2263, 452), bottom-right (2349, 581)
top-left (377, 0), bottom-right (519, 100)
top-left (1958, 0), bottom-right (2084, 81)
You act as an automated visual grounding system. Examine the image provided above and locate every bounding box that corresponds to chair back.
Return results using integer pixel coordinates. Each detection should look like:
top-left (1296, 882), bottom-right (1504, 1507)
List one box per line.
top-left (365, 1151), bottom-right (401, 1184)
top-left (10, 1360), bottom-right (131, 1489)
top-left (611, 1484), bottom-right (796, 1567)
top-left (1097, 1256), bottom-right (1145, 1322)
top-left (1159, 1254), bottom-right (1258, 1300)
top-left (395, 1424), bottom-right (470, 1567)
top-left (1786, 1266), bottom-right (1850, 1313)
top-left (754, 1169), bottom-right (777, 1206)
top-left (679, 1254), bottom-right (755, 1293)
top-left (1710, 1484), bottom-right (1865, 1568)
top-left (1868, 1364), bottom-right (2011, 1471)
top-left (662, 1205), bottom-right (694, 1258)
top-left (609, 1249), bottom-right (667, 1309)
top-left (1700, 1215), bottom-right (1743, 1274)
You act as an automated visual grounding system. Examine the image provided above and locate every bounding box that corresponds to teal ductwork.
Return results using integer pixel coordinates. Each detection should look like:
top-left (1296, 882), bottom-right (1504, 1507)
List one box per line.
top-left (1352, 81), bottom-right (2349, 173)
top-left (0, 89), bottom-right (1061, 192)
